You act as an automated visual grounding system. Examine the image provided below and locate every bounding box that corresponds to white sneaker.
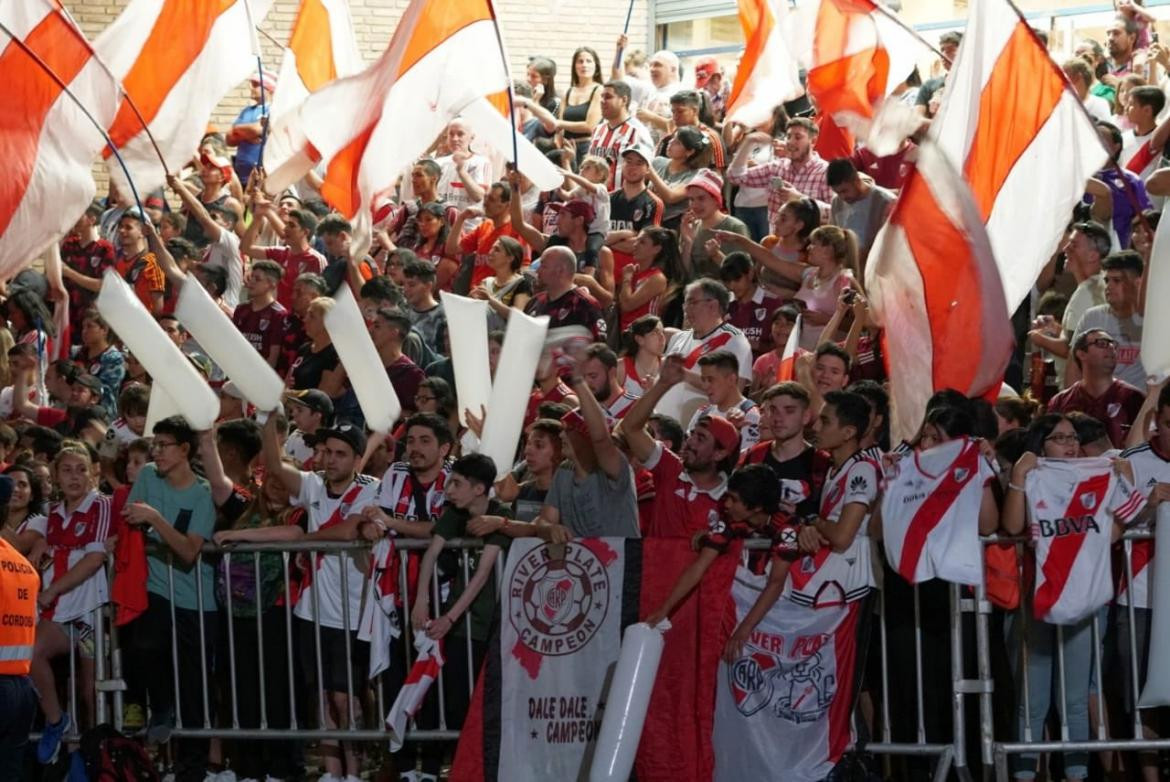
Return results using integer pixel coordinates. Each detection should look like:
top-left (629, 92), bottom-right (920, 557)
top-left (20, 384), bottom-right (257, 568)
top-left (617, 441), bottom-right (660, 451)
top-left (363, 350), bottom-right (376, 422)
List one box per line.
top-left (417, 774), bottom-right (438, 782)
top-left (398, 773), bottom-right (420, 782)
top-left (344, 776), bottom-right (363, 782)
top-left (317, 775), bottom-right (342, 782)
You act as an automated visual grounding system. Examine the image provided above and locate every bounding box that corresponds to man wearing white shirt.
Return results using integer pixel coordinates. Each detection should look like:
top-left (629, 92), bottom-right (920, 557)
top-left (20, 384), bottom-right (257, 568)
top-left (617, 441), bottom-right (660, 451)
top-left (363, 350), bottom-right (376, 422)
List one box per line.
top-left (434, 119), bottom-right (491, 232)
top-left (1062, 58), bottom-right (1112, 122)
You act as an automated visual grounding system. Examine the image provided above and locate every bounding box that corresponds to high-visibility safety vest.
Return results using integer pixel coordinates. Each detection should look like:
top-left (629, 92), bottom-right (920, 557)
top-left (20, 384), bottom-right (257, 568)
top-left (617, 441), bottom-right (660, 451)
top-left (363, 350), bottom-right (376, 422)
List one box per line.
top-left (0, 538), bottom-right (38, 675)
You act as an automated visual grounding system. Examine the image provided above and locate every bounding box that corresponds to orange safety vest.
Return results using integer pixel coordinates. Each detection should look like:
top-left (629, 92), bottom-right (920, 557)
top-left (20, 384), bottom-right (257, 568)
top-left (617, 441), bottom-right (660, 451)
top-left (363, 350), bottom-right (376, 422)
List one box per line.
top-left (0, 538), bottom-right (38, 675)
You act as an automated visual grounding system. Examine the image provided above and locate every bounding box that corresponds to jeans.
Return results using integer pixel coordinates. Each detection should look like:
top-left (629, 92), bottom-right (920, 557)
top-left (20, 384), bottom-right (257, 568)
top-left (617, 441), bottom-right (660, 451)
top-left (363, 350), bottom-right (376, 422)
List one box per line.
top-left (0, 675), bottom-right (37, 780)
top-left (1007, 613), bottom-right (1093, 779)
top-left (733, 205), bottom-right (771, 241)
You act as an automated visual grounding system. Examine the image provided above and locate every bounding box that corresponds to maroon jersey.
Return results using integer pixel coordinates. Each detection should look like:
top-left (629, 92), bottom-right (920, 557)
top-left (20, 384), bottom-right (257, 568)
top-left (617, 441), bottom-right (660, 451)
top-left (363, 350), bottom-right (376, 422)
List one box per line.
top-left (1048, 379), bottom-right (1145, 449)
top-left (61, 235), bottom-right (116, 336)
top-left (232, 300), bottom-right (289, 361)
top-left (727, 287), bottom-right (784, 357)
top-left (386, 355), bottom-right (426, 412)
top-left (524, 288), bottom-right (606, 342)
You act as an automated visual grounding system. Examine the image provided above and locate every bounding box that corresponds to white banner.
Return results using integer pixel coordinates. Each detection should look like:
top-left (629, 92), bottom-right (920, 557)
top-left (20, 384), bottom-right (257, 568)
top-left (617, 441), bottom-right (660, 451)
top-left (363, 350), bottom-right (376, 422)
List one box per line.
top-left (714, 568), bottom-right (861, 782)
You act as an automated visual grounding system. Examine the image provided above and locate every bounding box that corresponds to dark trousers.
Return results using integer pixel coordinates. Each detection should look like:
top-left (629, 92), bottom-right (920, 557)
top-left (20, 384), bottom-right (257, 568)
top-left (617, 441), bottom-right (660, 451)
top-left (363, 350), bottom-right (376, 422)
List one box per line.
top-left (0, 674), bottom-right (37, 780)
top-left (133, 593), bottom-right (218, 782)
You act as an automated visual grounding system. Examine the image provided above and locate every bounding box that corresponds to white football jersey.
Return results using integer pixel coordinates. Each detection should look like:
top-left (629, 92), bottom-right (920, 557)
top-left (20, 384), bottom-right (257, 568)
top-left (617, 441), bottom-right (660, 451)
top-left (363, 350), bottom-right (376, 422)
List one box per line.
top-left (1118, 441), bottom-right (1170, 608)
top-left (882, 437), bottom-right (994, 586)
top-left (1026, 458), bottom-right (1146, 624)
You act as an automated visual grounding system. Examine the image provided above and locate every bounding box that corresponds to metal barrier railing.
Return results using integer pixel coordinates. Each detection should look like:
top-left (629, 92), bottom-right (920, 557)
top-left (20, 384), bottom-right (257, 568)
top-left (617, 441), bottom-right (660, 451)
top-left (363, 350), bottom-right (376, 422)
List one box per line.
top-left (32, 531), bottom-right (1170, 780)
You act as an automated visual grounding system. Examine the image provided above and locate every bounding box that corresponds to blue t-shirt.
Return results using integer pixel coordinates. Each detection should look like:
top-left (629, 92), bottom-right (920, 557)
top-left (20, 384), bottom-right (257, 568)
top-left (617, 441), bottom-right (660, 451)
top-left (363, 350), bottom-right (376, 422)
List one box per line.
top-left (129, 463), bottom-right (217, 611)
top-left (232, 103), bottom-right (269, 168)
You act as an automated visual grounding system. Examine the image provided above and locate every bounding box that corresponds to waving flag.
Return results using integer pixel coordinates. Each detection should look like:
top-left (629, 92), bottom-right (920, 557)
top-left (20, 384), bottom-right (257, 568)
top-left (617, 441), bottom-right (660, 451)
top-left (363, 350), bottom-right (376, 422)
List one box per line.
top-left (931, 0), bottom-right (1106, 310)
top-left (776, 313), bottom-right (802, 382)
top-left (268, 0), bottom-right (363, 121)
top-left (724, 0), bottom-right (803, 128)
top-left (0, 1), bottom-right (119, 279)
top-left (865, 139), bottom-right (1013, 443)
top-left (96, 0), bottom-right (274, 195)
top-left (789, 0), bottom-right (922, 158)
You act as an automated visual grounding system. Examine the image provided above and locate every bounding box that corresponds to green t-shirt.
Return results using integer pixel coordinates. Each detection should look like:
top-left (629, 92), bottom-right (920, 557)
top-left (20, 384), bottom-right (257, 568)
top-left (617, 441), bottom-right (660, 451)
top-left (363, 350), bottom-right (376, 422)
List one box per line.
top-left (130, 463), bottom-right (217, 611)
top-left (433, 498), bottom-right (510, 641)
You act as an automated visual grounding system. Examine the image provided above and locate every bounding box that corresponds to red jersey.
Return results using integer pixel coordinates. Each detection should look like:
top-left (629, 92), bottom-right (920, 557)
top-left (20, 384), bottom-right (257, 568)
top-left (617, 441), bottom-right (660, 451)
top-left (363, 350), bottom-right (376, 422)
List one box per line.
top-left (115, 251), bottom-right (165, 311)
top-left (643, 442), bottom-right (726, 538)
top-left (458, 219), bottom-right (530, 288)
top-left (525, 380), bottom-right (575, 427)
top-left (232, 299), bottom-right (289, 361)
top-left (266, 246), bottom-right (327, 309)
top-left (61, 235), bottom-right (116, 331)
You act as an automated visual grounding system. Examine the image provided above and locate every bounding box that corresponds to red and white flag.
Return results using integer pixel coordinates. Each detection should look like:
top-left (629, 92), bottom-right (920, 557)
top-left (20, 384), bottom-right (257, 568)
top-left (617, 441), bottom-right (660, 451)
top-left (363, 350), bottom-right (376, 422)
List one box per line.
top-left (931, 0), bottom-right (1106, 310)
top-left (267, 0), bottom-right (363, 122)
top-left (385, 631), bottom-right (444, 751)
top-left (0, 0), bottom-right (119, 278)
top-left (865, 139), bottom-right (1013, 443)
top-left (724, 0), bottom-right (803, 129)
top-left (776, 313), bottom-right (802, 382)
top-left (96, 0), bottom-right (274, 195)
top-left (789, 0), bottom-right (922, 158)
top-left (263, 0), bottom-right (514, 258)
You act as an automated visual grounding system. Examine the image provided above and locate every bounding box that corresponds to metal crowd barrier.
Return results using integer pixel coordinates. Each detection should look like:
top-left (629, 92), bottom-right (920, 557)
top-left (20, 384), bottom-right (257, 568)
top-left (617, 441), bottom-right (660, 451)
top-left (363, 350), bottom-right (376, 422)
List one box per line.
top-left (34, 532), bottom-right (1170, 781)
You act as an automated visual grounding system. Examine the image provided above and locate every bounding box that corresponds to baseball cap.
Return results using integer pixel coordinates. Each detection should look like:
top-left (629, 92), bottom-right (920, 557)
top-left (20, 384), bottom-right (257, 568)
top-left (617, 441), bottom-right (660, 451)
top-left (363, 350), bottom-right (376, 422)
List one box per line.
top-left (315, 422), bottom-right (367, 456)
top-left (249, 73), bottom-right (277, 92)
top-left (287, 389), bottom-right (335, 420)
top-left (693, 56), bottom-right (720, 86)
top-left (71, 373), bottom-right (103, 393)
top-left (686, 168), bottom-right (724, 208)
top-left (200, 150), bottom-right (232, 181)
top-left (696, 414), bottom-right (739, 454)
top-left (548, 200), bottom-right (596, 224)
top-left (620, 143), bottom-right (655, 166)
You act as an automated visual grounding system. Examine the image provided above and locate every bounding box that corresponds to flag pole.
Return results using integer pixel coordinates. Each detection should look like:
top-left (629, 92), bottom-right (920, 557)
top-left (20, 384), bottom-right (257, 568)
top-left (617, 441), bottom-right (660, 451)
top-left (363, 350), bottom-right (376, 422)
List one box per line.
top-left (486, 0), bottom-right (519, 170)
top-left (256, 24), bottom-right (282, 49)
top-left (56, 5), bottom-right (170, 175)
top-left (614, 0), bottom-right (637, 76)
top-left (0, 20), bottom-right (145, 217)
top-left (243, 0), bottom-right (271, 167)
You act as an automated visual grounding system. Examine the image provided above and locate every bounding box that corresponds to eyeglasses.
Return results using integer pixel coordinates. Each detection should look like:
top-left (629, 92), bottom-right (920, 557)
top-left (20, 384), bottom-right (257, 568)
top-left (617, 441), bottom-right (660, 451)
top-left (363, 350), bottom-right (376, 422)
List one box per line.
top-left (415, 395), bottom-right (436, 404)
top-left (1045, 433), bottom-right (1080, 445)
top-left (1088, 337), bottom-right (1117, 349)
top-left (150, 440), bottom-right (179, 453)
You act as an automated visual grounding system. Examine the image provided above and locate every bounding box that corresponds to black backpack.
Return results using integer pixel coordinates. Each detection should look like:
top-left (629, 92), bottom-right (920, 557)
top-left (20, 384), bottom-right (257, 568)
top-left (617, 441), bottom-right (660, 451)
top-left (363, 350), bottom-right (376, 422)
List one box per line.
top-left (78, 724), bottom-right (157, 782)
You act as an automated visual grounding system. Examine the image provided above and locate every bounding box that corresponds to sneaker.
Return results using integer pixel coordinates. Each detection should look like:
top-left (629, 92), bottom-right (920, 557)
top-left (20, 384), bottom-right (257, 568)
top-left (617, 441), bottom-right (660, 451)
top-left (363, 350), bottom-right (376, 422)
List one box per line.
top-left (399, 773), bottom-right (420, 782)
top-left (37, 712), bottom-right (71, 764)
top-left (123, 703), bottom-right (146, 731)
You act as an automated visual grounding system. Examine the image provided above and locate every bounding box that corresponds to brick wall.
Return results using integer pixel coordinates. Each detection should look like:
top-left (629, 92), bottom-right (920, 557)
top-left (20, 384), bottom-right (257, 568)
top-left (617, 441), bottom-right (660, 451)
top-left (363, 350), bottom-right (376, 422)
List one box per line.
top-left (63, 0), bottom-right (651, 164)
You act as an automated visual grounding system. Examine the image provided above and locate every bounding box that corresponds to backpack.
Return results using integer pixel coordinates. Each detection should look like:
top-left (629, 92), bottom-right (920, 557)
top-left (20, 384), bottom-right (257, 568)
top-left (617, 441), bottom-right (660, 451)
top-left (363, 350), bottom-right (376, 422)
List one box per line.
top-left (79, 723), bottom-right (158, 782)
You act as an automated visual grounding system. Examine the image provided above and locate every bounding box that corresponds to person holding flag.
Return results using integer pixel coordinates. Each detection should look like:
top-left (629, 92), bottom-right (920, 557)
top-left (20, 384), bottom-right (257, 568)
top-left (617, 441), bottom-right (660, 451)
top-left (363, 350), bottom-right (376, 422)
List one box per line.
top-left (227, 73), bottom-right (275, 184)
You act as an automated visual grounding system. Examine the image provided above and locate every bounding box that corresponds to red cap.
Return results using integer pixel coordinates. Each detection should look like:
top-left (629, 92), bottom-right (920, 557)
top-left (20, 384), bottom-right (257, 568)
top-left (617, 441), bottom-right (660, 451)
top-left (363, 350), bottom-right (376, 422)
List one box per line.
top-left (693, 56), bottom-right (720, 86)
top-left (548, 199), bottom-right (596, 224)
top-left (200, 151), bottom-right (232, 181)
top-left (686, 168), bottom-right (724, 208)
top-left (249, 73), bottom-right (277, 93)
top-left (696, 414), bottom-right (739, 454)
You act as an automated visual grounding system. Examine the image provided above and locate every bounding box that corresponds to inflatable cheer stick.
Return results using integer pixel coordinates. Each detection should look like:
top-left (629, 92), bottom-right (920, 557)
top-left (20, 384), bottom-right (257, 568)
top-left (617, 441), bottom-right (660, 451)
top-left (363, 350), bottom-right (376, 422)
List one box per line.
top-left (589, 620), bottom-right (669, 782)
top-left (1139, 504), bottom-right (1170, 706)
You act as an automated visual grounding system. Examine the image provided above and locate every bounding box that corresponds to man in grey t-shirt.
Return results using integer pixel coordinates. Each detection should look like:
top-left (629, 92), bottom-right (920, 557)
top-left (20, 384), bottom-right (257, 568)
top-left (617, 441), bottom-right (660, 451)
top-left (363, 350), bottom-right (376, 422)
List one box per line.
top-left (1073, 250), bottom-right (1147, 389)
top-left (826, 158), bottom-right (895, 265)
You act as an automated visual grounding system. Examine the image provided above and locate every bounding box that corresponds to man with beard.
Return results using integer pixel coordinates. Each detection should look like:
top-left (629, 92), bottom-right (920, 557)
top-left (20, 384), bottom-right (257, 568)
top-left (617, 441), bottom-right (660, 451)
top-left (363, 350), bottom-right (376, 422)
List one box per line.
top-left (621, 354), bottom-right (741, 537)
top-left (262, 415), bottom-right (374, 782)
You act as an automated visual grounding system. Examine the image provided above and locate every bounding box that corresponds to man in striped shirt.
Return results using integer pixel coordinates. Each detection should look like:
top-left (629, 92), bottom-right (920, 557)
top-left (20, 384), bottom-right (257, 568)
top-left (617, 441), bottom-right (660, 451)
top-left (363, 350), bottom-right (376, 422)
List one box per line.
top-left (587, 81), bottom-right (654, 190)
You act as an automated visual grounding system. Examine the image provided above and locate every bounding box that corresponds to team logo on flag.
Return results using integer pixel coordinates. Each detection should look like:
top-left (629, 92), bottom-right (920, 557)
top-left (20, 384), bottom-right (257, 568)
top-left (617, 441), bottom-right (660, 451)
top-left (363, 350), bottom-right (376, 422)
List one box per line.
top-left (727, 643), bottom-right (837, 723)
top-left (510, 542), bottom-right (610, 657)
top-left (729, 651), bottom-right (781, 716)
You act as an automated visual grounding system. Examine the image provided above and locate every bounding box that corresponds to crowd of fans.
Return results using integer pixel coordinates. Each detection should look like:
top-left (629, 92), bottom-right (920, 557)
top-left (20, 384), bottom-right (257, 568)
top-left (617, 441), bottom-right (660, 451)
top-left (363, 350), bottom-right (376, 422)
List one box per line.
top-left (5, 11), bottom-right (1170, 782)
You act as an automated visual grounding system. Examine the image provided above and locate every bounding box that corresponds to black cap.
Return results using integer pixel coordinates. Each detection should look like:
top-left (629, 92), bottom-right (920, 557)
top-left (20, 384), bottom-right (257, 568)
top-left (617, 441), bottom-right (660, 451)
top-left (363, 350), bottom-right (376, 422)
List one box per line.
top-left (71, 373), bottom-right (102, 393)
top-left (287, 389), bottom-right (334, 421)
top-left (314, 422), bottom-right (366, 456)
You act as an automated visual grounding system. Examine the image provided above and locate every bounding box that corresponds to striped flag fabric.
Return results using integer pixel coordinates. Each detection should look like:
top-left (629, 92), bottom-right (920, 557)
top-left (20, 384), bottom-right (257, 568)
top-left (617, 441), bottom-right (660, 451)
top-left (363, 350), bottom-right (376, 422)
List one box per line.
top-left (724, 0), bottom-right (803, 129)
top-left (0, 0), bottom-right (119, 279)
top-left (930, 0), bottom-right (1107, 311)
top-left (267, 0), bottom-right (364, 122)
top-left (865, 139), bottom-right (1013, 443)
top-left (385, 631), bottom-right (443, 751)
top-left (96, 0), bottom-right (274, 195)
top-left (791, 0), bottom-right (922, 158)
top-left (776, 313), bottom-right (802, 382)
top-left (263, 0), bottom-right (513, 258)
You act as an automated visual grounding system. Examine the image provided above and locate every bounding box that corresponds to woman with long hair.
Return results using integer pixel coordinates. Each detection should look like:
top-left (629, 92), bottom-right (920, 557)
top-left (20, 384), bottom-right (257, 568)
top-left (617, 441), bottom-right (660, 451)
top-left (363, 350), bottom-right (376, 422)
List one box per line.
top-left (616, 314), bottom-right (666, 397)
top-left (792, 226), bottom-right (859, 349)
top-left (645, 127), bottom-right (713, 232)
top-left (558, 47), bottom-right (604, 164)
top-left (2, 463), bottom-right (47, 542)
top-left (714, 196), bottom-right (821, 298)
top-left (400, 202), bottom-right (455, 288)
top-left (617, 226), bottom-right (682, 331)
top-left (470, 236), bottom-right (533, 330)
top-left (526, 56), bottom-right (560, 119)
top-left (1001, 413), bottom-right (1142, 782)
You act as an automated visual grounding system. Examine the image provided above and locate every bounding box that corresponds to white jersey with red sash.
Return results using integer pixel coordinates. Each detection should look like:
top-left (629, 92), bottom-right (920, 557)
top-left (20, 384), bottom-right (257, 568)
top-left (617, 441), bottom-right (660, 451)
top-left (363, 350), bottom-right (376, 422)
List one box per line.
top-left (1026, 457), bottom-right (1146, 624)
top-left (1118, 441), bottom-right (1170, 608)
top-left (881, 437), bottom-right (993, 586)
top-left (291, 472), bottom-right (376, 630)
top-left (785, 451), bottom-right (878, 608)
top-left (656, 323), bottom-right (753, 422)
top-left (28, 491), bottom-right (111, 623)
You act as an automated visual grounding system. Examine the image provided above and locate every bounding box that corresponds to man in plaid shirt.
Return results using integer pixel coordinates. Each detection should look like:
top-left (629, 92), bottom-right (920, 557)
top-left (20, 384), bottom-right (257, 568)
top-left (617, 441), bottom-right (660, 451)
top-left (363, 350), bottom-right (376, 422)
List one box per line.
top-left (726, 117), bottom-right (832, 229)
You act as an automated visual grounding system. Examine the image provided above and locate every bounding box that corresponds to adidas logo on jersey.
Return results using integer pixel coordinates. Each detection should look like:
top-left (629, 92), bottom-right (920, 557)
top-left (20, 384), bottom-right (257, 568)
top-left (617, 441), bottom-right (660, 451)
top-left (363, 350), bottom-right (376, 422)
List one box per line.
top-left (1033, 515), bottom-right (1101, 538)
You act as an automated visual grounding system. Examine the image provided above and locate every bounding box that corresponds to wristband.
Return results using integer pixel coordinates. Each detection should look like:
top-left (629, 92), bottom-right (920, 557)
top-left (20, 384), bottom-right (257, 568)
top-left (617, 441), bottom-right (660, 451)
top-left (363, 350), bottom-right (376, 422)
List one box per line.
top-left (1008, 482), bottom-right (1025, 493)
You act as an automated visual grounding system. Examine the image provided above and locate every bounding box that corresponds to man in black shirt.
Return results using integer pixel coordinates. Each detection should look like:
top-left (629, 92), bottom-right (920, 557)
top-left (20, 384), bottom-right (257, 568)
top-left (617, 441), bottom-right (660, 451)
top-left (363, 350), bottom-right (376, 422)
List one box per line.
top-left (740, 382), bottom-right (829, 519)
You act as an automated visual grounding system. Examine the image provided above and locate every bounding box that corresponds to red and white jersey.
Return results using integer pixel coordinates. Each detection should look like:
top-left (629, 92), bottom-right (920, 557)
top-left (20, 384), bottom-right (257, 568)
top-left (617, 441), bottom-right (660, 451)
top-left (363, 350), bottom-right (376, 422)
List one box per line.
top-left (27, 491), bottom-right (112, 623)
top-left (352, 461), bottom-right (450, 524)
top-left (656, 323), bottom-right (754, 421)
top-left (291, 471), bottom-right (377, 630)
top-left (786, 451), bottom-right (878, 608)
top-left (1026, 457), bottom-right (1146, 624)
top-left (1118, 440), bottom-right (1170, 608)
top-left (881, 437), bottom-right (994, 586)
top-left (688, 398), bottom-right (761, 452)
top-left (643, 442), bottom-right (727, 538)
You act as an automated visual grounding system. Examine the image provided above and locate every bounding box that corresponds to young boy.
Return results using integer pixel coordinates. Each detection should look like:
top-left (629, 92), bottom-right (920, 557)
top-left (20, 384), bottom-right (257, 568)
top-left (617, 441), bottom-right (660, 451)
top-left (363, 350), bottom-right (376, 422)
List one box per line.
top-left (560, 156), bottom-right (611, 264)
top-left (284, 389), bottom-right (333, 469)
top-left (410, 453), bottom-right (511, 782)
top-left (644, 463), bottom-right (798, 661)
top-left (690, 349), bottom-right (761, 450)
